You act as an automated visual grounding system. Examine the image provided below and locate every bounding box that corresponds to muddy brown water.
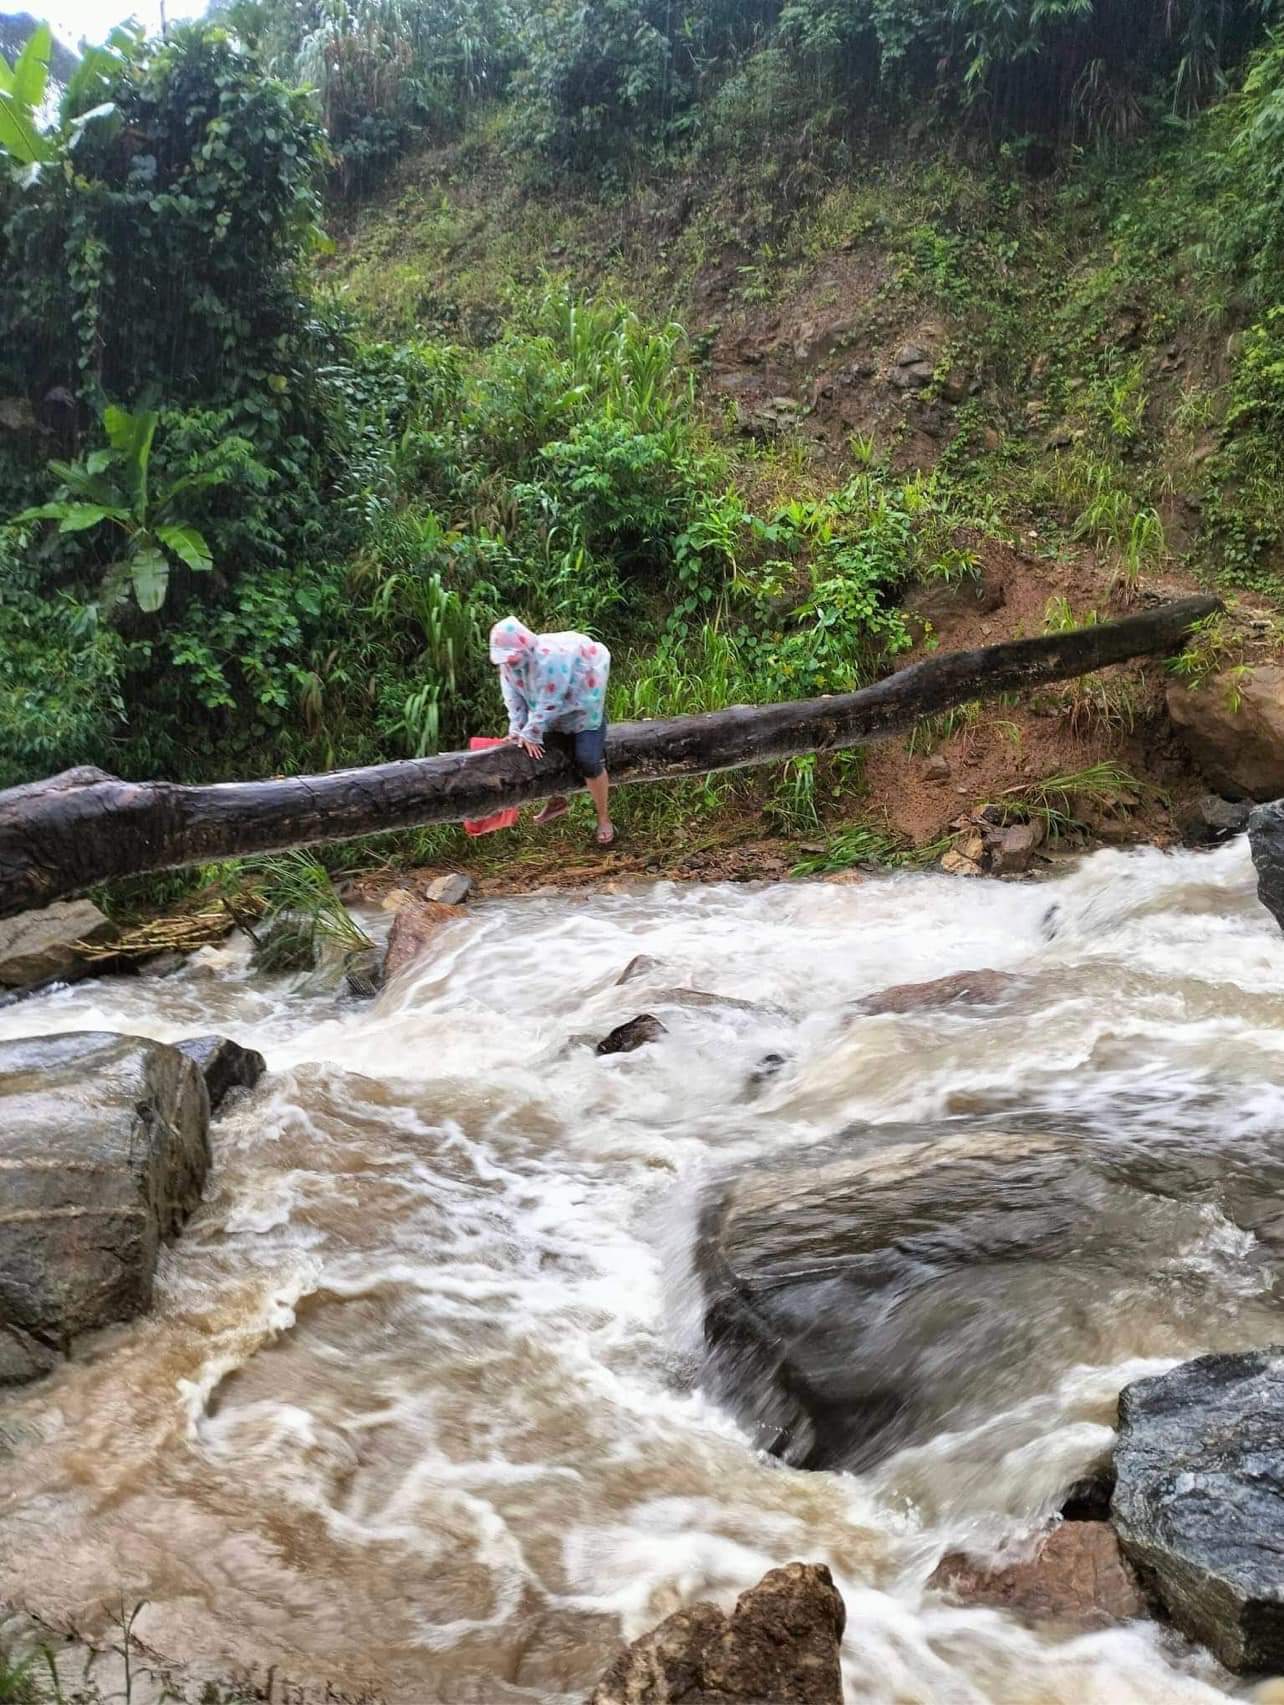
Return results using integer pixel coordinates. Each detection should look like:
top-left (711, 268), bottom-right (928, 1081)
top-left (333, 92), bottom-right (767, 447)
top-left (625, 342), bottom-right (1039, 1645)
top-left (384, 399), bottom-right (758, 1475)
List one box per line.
top-left (2, 843), bottom-right (1283, 1702)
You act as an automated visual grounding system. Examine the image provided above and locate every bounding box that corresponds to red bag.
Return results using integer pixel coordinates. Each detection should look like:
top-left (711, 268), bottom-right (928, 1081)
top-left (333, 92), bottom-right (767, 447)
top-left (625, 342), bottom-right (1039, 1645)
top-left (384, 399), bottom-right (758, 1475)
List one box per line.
top-left (463, 737), bottom-right (521, 837)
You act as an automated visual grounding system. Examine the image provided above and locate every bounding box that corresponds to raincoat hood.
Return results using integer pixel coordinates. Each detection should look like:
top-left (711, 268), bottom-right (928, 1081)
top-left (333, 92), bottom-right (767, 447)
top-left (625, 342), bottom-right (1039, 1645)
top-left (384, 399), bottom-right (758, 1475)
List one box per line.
top-left (489, 617), bottom-right (536, 666)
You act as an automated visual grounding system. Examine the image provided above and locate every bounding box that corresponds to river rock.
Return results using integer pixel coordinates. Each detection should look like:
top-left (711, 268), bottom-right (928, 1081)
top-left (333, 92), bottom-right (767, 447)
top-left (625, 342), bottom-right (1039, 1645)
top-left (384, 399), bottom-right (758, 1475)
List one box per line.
top-left (1249, 801), bottom-right (1284, 933)
top-left (597, 1014), bottom-right (667, 1055)
top-left (930, 1522), bottom-right (1147, 1631)
top-left (1168, 668), bottom-right (1284, 800)
top-left (653, 987), bottom-right (777, 1015)
top-left (589, 1561), bottom-right (845, 1705)
top-left (0, 1032), bottom-right (210, 1386)
top-left (1180, 793), bottom-right (1252, 845)
top-left (853, 967), bottom-right (1019, 1016)
top-left (617, 954), bottom-right (664, 984)
top-left (383, 898), bottom-right (463, 980)
top-left (1112, 1348), bottom-right (1284, 1673)
top-left (697, 1123), bottom-right (1231, 1472)
top-left (0, 899), bottom-right (113, 990)
top-left (424, 872), bottom-right (472, 906)
top-left (174, 1035), bottom-right (266, 1113)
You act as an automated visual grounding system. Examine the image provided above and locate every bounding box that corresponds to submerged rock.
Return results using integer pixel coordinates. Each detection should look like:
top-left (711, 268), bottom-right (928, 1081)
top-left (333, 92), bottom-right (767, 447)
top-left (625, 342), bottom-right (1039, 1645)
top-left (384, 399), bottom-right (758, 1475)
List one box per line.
top-left (0, 1032), bottom-right (210, 1386)
top-left (589, 1561), bottom-right (845, 1705)
top-left (930, 1523), bottom-right (1147, 1631)
top-left (1112, 1348), bottom-right (1284, 1674)
top-left (0, 899), bottom-right (113, 991)
top-left (597, 1014), bottom-right (667, 1055)
top-left (653, 986), bottom-right (776, 1015)
top-left (1249, 800), bottom-right (1284, 934)
top-left (1168, 668), bottom-right (1284, 800)
top-left (853, 967), bottom-right (1019, 1016)
top-left (175, 1035), bottom-right (266, 1113)
top-left (616, 953), bottom-right (664, 985)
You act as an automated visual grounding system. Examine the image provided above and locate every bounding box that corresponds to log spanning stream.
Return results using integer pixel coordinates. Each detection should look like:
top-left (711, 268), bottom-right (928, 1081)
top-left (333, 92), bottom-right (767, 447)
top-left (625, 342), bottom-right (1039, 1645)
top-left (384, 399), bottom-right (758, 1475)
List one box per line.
top-left (1, 842), bottom-right (1283, 1702)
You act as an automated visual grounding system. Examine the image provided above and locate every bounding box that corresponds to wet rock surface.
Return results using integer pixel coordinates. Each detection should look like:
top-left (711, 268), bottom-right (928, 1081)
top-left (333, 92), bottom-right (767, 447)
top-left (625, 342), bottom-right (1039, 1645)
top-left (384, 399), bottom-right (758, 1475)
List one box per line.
top-left (930, 1522), bottom-right (1147, 1631)
top-left (0, 899), bottom-right (113, 991)
top-left (0, 1032), bottom-right (210, 1386)
top-left (1181, 793), bottom-right (1252, 844)
top-left (424, 872), bottom-right (472, 906)
top-left (174, 1036), bottom-right (266, 1113)
top-left (1112, 1348), bottom-right (1284, 1674)
top-left (588, 1561), bottom-right (845, 1704)
top-left (597, 1014), bottom-right (667, 1055)
top-left (1249, 800), bottom-right (1284, 933)
top-left (382, 897), bottom-right (464, 980)
top-left (853, 967), bottom-right (1020, 1016)
top-left (697, 1123), bottom-right (1258, 1472)
top-left (616, 954), bottom-right (664, 984)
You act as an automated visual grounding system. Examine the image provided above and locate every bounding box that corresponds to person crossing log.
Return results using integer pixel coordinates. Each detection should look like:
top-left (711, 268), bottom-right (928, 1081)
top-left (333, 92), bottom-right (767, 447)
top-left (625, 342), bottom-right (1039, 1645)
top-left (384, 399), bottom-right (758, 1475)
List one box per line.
top-left (0, 596), bottom-right (1219, 919)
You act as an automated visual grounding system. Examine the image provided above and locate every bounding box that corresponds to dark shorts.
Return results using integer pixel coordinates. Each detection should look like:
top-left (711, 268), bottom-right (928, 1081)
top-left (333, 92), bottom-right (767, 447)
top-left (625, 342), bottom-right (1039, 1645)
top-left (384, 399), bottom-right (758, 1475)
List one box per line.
top-left (548, 720), bottom-right (608, 780)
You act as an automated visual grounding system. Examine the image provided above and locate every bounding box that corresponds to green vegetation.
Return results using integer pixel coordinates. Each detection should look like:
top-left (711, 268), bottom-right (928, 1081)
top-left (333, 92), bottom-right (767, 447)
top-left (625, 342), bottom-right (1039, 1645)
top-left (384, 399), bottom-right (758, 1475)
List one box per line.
top-left (3, 1), bottom-right (1284, 884)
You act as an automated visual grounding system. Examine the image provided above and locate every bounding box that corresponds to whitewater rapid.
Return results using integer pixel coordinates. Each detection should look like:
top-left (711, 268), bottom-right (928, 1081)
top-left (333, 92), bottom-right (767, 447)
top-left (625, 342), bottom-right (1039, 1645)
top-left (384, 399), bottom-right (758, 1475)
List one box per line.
top-left (1, 839), bottom-right (1282, 1702)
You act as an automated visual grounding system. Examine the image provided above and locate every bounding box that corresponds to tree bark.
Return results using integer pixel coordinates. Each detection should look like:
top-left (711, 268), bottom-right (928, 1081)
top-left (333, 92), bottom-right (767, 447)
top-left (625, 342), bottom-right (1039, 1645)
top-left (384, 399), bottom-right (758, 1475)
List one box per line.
top-left (0, 596), bottom-right (1219, 917)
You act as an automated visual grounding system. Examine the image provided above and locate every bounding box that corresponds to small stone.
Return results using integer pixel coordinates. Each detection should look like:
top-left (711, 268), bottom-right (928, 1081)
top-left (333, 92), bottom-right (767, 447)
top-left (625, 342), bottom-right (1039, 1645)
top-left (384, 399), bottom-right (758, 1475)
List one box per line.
top-left (748, 1051), bottom-right (789, 1088)
top-left (940, 848), bottom-right (982, 876)
top-left (895, 342), bottom-right (928, 366)
top-left (985, 823), bottom-right (1039, 876)
top-left (924, 754), bottom-right (952, 782)
top-left (424, 872), bottom-right (472, 906)
top-left (139, 951), bottom-right (186, 979)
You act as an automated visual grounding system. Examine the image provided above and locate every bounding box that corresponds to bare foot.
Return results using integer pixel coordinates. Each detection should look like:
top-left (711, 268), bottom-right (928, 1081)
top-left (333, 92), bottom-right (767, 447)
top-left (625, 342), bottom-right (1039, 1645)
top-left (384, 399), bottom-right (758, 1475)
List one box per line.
top-left (595, 822), bottom-right (615, 847)
top-left (534, 798), bottom-right (569, 827)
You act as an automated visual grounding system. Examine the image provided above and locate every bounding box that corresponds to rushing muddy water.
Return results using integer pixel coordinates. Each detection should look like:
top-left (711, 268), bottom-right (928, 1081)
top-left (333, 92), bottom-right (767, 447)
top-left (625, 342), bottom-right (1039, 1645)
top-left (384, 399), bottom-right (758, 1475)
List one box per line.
top-left (2, 842), bottom-right (1284, 1702)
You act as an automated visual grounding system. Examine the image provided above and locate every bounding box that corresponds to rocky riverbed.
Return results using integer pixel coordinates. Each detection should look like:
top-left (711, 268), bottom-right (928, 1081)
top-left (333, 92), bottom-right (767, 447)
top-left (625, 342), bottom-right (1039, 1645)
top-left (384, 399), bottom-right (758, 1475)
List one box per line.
top-left (4, 837), bottom-right (1284, 1702)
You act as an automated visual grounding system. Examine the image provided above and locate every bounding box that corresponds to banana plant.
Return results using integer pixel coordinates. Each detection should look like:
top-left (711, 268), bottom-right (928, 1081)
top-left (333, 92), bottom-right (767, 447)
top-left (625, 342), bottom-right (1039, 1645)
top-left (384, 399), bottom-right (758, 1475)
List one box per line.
top-left (0, 22), bottom-right (53, 166)
top-left (17, 406), bottom-right (217, 614)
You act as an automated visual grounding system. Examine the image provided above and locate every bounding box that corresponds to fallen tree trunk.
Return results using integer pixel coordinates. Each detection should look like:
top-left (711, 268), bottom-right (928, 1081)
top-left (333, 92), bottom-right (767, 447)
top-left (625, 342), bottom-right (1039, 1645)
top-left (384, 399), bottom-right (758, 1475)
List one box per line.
top-left (0, 596), bottom-right (1219, 917)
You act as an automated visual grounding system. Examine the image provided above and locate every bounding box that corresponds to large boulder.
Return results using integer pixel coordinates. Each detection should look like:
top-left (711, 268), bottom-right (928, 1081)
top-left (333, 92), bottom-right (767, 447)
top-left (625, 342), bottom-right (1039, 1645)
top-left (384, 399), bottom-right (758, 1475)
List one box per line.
top-left (589, 1562), bottom-right (844, 1705)
top-left (930, 1523), bottom-right (1147, 1632)
top-left (1112, 1349), bottom-right (1284, 1674)
top-left (697, 1125), bottom-right (1254, 1473)
top-left (1168, 668), bottom-right (1284, 800)
top-left (1249, 800), bottom-right (1284, 933)
top-left (0, 1032), bottom-right (210, 1386)
top-left (0, 899), bottom-right (113, 991)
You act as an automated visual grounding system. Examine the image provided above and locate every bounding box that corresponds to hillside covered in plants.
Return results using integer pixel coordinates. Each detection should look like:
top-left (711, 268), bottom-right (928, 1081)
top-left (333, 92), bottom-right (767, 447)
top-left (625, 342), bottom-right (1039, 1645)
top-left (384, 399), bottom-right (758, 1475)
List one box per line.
top-left (4, 0), bottom-right (1284, 872)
